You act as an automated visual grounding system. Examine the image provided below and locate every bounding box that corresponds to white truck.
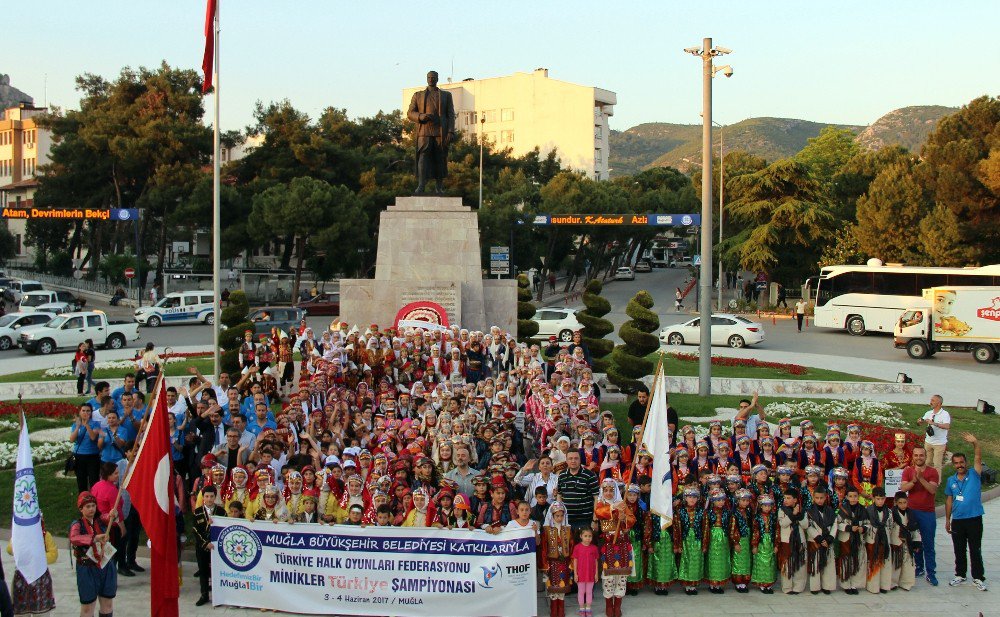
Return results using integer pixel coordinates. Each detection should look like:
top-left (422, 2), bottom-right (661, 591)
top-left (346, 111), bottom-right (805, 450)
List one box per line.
top-left (18, 311), bottom-right (141, 355)
top-left (894, 286), bottom-right (1000, 363)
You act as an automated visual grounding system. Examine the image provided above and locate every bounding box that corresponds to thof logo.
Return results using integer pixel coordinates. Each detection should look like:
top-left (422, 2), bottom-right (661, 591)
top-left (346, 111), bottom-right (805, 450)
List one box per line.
top-left (217, 525), bottom-right (263, 572)
top-left (479, 563), bottom-right (503, 589)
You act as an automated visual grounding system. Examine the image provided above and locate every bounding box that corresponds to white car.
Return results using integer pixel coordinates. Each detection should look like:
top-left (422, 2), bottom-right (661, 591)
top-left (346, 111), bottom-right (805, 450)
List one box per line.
top-left (531, 308), bottom-right (584, 342)
top-left (614, 267), bottom-right (635, 281)
top-left (0, 312), bottom-right (57, 350)
top-left (660, 313), bottom-right (765, 348)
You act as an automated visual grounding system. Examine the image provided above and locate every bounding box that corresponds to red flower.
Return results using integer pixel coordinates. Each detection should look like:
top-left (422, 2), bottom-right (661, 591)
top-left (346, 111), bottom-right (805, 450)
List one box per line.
top-left (0, 401), bottom-right (78, 419)
top-left (667, 352), bottom-right (807, 375)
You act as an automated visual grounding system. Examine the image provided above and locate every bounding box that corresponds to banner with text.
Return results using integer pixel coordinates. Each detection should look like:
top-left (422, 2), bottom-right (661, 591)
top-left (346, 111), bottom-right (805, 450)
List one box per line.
top-left (210, 518), bottom-right (537, 616)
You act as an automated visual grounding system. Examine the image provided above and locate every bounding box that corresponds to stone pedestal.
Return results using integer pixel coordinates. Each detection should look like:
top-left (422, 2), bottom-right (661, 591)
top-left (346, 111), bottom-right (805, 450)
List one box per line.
top-left (340, 196), bottom-right (516, 332)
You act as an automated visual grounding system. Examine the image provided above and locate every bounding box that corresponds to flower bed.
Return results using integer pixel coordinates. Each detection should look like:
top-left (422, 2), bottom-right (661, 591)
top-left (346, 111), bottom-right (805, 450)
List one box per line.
top-left (41, 354), bottom-right (200, 378)
top-left (0, 419), bottom-right (18, 433)
top-left (763, 399), bottom-right (905, 426)
top-left (668, 352), bottom-right (807, 375)
top-left (0, 400), bottom-right (78, 419)
top-left (0, 441), bottom-right (74, 469)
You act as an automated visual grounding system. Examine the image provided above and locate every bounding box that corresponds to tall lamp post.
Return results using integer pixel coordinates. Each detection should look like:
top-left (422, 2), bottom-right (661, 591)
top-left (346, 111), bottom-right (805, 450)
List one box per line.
top-left (685, 38), bottom-right (732, 396)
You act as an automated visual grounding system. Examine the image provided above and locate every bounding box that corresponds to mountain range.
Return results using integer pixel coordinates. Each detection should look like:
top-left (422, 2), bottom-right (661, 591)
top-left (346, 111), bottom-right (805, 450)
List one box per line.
top-left (609, 105), bottom-right (957, 177)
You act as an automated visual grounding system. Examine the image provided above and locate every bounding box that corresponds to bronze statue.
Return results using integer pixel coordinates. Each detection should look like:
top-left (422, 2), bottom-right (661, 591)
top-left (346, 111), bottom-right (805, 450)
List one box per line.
top-left (407, 71), bottom-right (455, 195)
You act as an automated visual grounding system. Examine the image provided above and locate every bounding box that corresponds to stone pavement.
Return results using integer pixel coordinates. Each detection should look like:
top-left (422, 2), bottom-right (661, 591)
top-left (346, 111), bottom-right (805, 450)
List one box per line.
top-left (4, 496), bottom-right (997, 617)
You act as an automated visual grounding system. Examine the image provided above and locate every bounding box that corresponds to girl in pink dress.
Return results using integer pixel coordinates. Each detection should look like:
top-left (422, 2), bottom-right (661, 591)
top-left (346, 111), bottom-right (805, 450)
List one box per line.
top-left (572, 528), bottom-right (600, 615)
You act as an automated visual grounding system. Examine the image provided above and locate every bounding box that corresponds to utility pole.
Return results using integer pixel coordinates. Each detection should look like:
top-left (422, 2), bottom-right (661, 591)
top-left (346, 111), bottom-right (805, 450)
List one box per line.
top-left (717, 122), bottom-right (725, 311)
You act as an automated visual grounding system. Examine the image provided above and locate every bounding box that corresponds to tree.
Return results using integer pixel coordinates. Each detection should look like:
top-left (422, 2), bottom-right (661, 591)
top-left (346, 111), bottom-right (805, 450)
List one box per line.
top-left (516, 274), bottom-right (538, 341)
top-left (219, 290), bottom-right (251, 374)
top-left (818, 225), bottom-right (866, 267)
top-left (853, 159), bottom-right (931, 264)
top-left (918, 203), bottom-right (982, 266)
top-left (0, 226), bottom-right (15, 266)
top-left (607, 290), bottom-right (659, 394)
top-left (724, 160), bottom-right (836, 283)
top-left (577, 279), bottom-right (614, 372)
top-left (916, 96), bottom-right (1000, 263)
top-left (830, 145), bottom-right (911, 218)
top-left (249, 177), bottom-right (366, 299)
top-left (794, 126), bottom-right (860, 188)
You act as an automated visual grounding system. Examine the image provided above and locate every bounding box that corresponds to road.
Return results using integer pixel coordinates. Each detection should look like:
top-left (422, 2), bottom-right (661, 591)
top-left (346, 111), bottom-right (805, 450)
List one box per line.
top-left (1, 271), bottom-right (997, 378)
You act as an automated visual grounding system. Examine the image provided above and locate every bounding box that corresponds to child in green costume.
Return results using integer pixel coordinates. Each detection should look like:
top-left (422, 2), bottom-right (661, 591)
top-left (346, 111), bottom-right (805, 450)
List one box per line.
top-left (705, 489), bottom-right (733, 593)
top-left (751, 494), bottom-right (778, 594)
top-left (673, 486), bottom-right (705, 595)
top-left (731, 488), bottom-right (754, 593)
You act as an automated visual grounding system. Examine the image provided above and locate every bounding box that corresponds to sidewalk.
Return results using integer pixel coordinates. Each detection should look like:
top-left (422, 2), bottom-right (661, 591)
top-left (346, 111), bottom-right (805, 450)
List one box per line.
top-left (4, 496), bottom-right (997, 616)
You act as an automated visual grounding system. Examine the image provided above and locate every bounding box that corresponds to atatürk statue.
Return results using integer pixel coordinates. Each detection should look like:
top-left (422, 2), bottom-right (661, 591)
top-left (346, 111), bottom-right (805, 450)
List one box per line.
top-left (407, 71), bottom-right (455, 195)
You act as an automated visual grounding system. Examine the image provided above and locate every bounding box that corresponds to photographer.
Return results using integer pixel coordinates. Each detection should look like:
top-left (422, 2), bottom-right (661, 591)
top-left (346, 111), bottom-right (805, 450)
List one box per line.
top-left (916, 394), bottom-right (950, 471)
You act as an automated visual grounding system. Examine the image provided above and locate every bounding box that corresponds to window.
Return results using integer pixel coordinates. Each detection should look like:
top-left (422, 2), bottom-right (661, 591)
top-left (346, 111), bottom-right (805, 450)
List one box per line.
top-left (594, 149), bottom-right (602, 164)
top-left (64, 317), bottom-right (84, 329)
top-left (595, 126), bottom-right (603, 139)
top-left (183, 295), bottom-right (199, 307)
top-left (501, 130), bottom-right (514, 144)
top-left (485, 132), bottom-right (496, 144)
top-left (501, 108), bottom-right (514, 122)
top-left (465, 111), bottom-right (478, 125)
top-left (711, 317), bottom-right (735, 326)
top-left (87, 315), bottom-right (102, 327)
top-left (30, 315), bottom-right (50, 325)
top-left (200, 295), bottom-right (213, 305)
top-left (14, 234), bottom-right (21, 255)
top-left (483, 110), bottom-right (497, 123)
top-left (873, 272), bottom-right (916, 296)
top-left (689, 319), bottom-right (700, 327)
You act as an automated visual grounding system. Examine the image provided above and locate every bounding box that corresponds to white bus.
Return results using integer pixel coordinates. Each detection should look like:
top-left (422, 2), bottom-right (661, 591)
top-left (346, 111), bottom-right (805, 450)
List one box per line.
top-left (806, 262), bottom-right (1000, 335)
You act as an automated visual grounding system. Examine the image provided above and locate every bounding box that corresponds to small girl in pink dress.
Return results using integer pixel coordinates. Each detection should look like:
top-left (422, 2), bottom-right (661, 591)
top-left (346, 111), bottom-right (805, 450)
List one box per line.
top-left (571, 528), bottom-right (600, 615)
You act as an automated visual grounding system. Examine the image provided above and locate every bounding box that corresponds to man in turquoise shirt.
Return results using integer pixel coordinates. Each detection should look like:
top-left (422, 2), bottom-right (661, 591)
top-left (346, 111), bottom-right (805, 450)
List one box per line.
top-left (944, 432), bottom-right (987, 591)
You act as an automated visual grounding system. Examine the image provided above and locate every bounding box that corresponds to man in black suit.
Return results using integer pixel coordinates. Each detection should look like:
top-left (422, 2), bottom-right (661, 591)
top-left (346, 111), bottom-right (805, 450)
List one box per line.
top-left (196, 402), bottom-right (230, 460)
top-left (407, 70), bottom-right (455, 195)
top-left (193, 485), bottom-right (226, 606)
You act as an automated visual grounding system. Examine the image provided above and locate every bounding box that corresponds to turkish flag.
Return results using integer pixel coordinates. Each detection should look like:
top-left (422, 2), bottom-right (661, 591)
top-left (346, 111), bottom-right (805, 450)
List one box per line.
top-left (201, 0), bottom-right (218, 93)
top-left (123, 379), bottom-right (179, 616)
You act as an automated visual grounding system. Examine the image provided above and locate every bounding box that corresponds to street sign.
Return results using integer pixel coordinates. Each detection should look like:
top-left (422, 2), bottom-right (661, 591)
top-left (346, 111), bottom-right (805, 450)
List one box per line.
top-left (490, 246), bottom-right (510, 275)
top-left (531, 213), bottom-right (701, 226)
top-left (124, 267), bottom-right (136, 279)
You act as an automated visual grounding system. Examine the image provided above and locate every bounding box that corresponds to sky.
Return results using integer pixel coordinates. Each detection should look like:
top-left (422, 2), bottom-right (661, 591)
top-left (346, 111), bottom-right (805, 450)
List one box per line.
top-left (7, 0), bottom-right (999, 133)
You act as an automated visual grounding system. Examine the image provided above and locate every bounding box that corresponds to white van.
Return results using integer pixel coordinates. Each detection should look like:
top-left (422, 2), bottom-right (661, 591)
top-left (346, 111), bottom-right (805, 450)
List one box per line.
top-left (134, 291), bottom-right (215, 327)
top-left (2, 279), bottom-right (43, 304)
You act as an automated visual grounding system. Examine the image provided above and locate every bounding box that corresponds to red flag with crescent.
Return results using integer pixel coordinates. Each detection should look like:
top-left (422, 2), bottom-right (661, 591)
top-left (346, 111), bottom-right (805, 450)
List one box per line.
top-left (201, 0), bottom-right (218, 93)
top-left (123, 379), bottom-right (179, 616)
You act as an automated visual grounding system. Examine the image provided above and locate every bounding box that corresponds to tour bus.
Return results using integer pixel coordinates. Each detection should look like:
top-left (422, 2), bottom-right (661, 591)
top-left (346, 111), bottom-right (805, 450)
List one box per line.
top-left (806, 260), bottom-right (1000, 335)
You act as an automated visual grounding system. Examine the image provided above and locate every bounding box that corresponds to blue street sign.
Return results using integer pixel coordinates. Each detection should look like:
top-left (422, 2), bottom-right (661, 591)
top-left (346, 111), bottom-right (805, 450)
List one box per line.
top-left (112, 208), bottom-right (140, 221)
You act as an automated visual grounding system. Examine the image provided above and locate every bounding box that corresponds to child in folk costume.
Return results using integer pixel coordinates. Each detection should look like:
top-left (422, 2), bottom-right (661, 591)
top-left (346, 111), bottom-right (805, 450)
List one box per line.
top-left (221, 466), bottom-right (252, 513)
top-left (777, 488), bottom-right (808, 594)
top-left (851, 440), bottom-right (882, 506)
top-left (864, 486), bottom-right (894, 593)
top-left (403, 487), bottom-right (438, 528)
top-left (595, 478), bottom-right (635, 617)
top-left (805, 486), bottom-right (838, 594)
top-left (646, 498), bottom-right (676, 595)
top-left (750, 495), bottom-right (778, 593)
top-left (800, 465), bottom-right (826, 508)
top-left (542, 503), bottom-right (574, 617)
top-left (705, 489), bottom-right (733, 593)
top-left (254, 485), bottom-right (289, 522)
top-left (889, 491), bottom-right (921, 591)
top-left (623, 484), bottom-right (651, 595)
top-left (673, 486), bottom-right (706, 595)
top-left (731, 488), bottom-right (754, 593)
top-left (836, 487), bottom-right (869, 595)
top-left (829, 467), bottom-right (850, 510)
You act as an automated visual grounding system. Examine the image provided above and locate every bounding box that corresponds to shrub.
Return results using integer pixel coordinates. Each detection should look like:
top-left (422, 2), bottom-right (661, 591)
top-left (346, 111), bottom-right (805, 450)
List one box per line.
top-left (577, 279), bottom-right (614, 372)
top-left (516, 274), bottom-right (539, 341)
top-left (607, 290), bottom-right (659, 393)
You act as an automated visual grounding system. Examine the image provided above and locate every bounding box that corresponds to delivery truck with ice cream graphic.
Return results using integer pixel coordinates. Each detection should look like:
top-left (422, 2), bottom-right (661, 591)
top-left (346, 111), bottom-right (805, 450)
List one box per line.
top-left (894, 287), bottom-right (1000, 363)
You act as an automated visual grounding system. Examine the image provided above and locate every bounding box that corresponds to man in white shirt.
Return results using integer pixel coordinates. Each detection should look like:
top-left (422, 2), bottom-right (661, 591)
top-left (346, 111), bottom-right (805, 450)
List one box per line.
top-left (917, 394), bottom-right (951, 471)
top-left (794, 299), bottom-right (808, 332)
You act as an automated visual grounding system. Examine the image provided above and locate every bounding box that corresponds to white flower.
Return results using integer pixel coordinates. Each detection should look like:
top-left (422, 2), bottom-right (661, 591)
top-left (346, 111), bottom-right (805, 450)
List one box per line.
top-left (0, 419), bottom-right (18, 433)
top-left (0, 440), bottom-right (75, 470)
top-left (762, 399), bottom-right (905, 426)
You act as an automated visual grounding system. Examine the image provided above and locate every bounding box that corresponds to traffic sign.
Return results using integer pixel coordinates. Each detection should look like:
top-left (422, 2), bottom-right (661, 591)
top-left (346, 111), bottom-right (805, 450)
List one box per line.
top-left (124, 267), bottom-right (136, 279)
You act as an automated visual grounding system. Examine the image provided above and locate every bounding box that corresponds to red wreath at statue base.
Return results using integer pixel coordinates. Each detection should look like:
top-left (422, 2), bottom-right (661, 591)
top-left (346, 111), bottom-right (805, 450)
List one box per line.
top-left (394, 301), bottom-right (451, 332)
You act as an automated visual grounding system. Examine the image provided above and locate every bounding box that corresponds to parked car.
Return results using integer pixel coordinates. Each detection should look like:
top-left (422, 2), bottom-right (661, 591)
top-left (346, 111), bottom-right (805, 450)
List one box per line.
top-left (614, 267), bottom-right (635, 281)
top-left (531, 308), bottom-right (584, 342)
top-left (19, 290), bottom-right (85, 312)
top-left (135, 291), bottom-right (215, 327)
top-left (0, 312), bottom-right (57, 350)
top-left (2, 280), bottom-right (43, 304)
top-left (249, 307), bottom-right (307, 336)
top-left (634, 260), bottom-right (652, 273)
top-left (659, 313), bottom-right (765, 348)
top-left (19, 311), bottom-right (140, 355)
top-left (295, 292), bottom-right (340, 316)
top-left (670, 257), bottom-right (693, 268)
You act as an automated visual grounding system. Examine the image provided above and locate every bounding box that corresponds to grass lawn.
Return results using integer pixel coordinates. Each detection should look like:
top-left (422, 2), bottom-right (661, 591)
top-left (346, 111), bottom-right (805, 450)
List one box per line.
top-left (0, 356), bottom-right (216, 384)
top-left (608, 393), bottom-right (999, 503)
top-left (646, 351), bottom-right (882, 382)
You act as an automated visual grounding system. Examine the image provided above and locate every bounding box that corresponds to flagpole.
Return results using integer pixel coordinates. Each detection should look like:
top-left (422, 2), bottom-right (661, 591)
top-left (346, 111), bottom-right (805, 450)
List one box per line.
top-left (117, 371), bottom-right (167, 503)
top-left (212, 0), bottom-right (222, 379)
top-left (612, 352), bottom-right (665, 544)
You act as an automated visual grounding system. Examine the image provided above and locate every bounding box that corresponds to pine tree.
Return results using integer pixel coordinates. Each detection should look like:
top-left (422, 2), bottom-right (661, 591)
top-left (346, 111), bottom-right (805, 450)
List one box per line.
top-left (853, 159), bottom-right (930, 264)
top-left (516, 274), bottom-right (539, 341)
top-left (577, 279), bottom-right (614, 372)
top-left (219, 290), bottom-right (252, 374)
top-left (607, 290), bottom-right (660, 394)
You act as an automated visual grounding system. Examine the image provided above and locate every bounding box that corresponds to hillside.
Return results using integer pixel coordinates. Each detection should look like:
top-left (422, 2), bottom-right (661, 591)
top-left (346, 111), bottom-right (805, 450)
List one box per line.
top-left (610, 105), bottom-right (958, 176)
top-left (855, 105), bottom-right (957, 152)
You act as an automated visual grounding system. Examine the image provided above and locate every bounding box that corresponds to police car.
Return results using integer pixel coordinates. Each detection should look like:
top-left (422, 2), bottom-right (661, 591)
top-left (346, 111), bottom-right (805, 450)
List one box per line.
top-left (135, 291), bottom-right (215, 327)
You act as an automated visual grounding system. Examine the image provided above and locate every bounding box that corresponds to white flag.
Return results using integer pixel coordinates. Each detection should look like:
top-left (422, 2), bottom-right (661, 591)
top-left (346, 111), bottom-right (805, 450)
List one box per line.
top-left (11, 414), bottom-right (47, 584)
top-left (641, 368), bottom-right (673, 527)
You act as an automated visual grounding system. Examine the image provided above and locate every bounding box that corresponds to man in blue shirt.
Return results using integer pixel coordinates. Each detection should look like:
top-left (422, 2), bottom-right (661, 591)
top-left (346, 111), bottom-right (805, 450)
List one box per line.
top-left (110, 374), bottom-right (137, 413)
top-left (944, 432), bottom-right (987, 591)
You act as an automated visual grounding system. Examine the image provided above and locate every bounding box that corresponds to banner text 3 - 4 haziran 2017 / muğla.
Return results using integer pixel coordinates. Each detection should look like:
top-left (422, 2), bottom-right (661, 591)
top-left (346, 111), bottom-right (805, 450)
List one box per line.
top-left (210, 518), bottom-right (537, 616)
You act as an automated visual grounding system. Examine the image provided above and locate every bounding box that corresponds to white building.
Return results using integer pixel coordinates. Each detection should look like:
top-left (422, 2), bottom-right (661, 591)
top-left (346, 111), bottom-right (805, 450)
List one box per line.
top-left (403, 69), bottom-right (616, 180)
top-left (0, 104), bottom-right (52, 261)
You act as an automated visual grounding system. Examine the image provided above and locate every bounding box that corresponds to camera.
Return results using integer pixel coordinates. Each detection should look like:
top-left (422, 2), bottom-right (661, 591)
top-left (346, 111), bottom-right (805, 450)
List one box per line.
top-left (925, 425), bottom-right (935, 437)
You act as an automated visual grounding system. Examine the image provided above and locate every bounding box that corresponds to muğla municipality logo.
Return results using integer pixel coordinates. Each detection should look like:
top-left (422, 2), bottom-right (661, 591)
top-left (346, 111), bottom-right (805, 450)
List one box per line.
top-left (117, 209), bottom-right (130, 221)
top-left (218, 525), bottom-right (263, 571)
top-left (13, 471), bottom-right (40, 526)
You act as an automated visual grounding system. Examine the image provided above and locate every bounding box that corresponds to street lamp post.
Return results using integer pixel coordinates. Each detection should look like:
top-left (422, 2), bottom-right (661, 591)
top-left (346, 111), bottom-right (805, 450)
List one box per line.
top-left (686, 37), bottom-right (732, 397)
top-left (716, 121), bottom-right (725, 311)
